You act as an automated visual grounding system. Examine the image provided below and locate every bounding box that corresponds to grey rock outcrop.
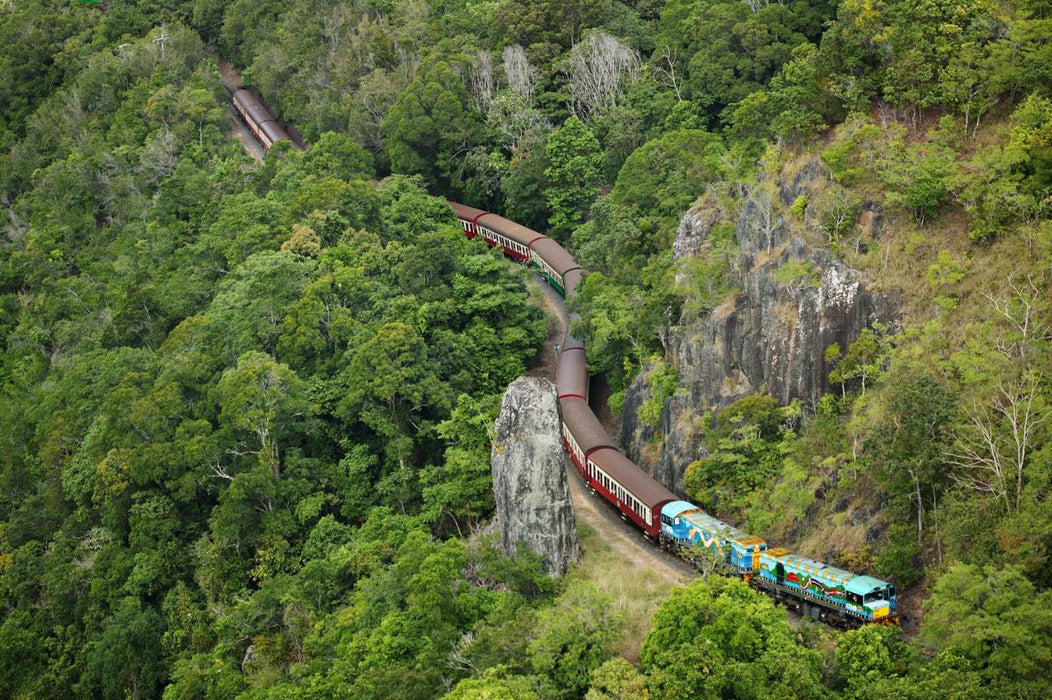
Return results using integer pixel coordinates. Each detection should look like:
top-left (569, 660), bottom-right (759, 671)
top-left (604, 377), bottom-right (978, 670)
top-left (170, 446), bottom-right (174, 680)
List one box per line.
top-left (492, 377), bottom-right (580, 576)
top-left (622, 159), bottom-right (900, 494)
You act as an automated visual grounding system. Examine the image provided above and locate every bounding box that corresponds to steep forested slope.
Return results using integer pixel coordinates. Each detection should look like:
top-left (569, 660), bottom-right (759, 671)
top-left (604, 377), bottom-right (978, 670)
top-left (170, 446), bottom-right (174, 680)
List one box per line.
top-left (1, 1), bottom-right (1051, 698)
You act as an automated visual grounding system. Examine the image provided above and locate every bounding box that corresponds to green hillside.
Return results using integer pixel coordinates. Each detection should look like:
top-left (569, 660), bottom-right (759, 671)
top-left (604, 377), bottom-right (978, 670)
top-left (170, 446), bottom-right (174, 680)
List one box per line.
top-left (1, 1), bottom-right (1050, 698)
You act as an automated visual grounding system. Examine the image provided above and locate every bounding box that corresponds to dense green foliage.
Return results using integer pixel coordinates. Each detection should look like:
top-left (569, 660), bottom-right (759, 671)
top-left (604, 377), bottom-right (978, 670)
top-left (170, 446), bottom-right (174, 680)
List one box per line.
top-left (3, 0), bottom-right (1052, 697)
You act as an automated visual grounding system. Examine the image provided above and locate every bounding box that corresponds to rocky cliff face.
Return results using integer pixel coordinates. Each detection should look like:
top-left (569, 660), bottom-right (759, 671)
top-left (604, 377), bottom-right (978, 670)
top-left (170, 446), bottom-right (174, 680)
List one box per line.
top-left (622, 159), bottom-right (900, 494)
top-left (491, 376), bottom-right (580, 576)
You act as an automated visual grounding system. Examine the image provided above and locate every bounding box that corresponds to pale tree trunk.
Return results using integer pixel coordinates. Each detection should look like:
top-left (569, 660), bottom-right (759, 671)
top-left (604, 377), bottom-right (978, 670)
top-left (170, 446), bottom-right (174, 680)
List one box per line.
top-left (502, 44), bottom-right (537, 104)
top-left (567, 31), bottom-right (640, 118)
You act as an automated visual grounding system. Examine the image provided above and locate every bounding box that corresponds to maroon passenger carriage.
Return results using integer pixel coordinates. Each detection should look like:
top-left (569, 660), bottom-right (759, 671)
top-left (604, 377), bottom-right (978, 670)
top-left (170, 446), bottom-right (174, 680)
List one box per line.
top-left (232, 89), bottom-right (292, 151)
top-left (558, 396), bottom-right (676, 539)
top-left (447, 201), bottom-right (487, 240)
top-left (474, 213), bottom-right (543, 263)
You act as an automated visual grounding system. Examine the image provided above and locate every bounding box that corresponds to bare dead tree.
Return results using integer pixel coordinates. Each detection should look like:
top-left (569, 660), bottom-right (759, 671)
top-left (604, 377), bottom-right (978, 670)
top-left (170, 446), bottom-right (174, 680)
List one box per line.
top-left (567, 31), bottom-right (641, 118)
top-left (718, 151), bottom-right (751, 199)
top-left (949, 375), bottom-right (1050, 513)
top-left (446, 632), bottom-right (483, 678)
top-left (746, 184), bottom-right (779, 255)
top-left (502, 44), bottom-right (537, 104)
top-left (139, 127), bottom-right (178, 185)
top-left (468, 50), bottom-right (494, 115)
top-left (980, 276), bottom-right (1048, 361)
top-left (210, 459), bottom-right (236, 481)
top-left (656, 45), bottom-right (682, 100)
top-left (3, 204), bottom-right (28, 244)
top-left (743, 0), bottom-right (773, 13)
top-left (320, 4), bottom-right (356, 61)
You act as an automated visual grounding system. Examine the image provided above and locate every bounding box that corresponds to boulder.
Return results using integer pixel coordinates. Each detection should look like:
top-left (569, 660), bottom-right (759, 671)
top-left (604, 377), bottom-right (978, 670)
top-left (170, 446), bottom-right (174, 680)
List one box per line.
top-left (492, 377), bottom-right (580, 576)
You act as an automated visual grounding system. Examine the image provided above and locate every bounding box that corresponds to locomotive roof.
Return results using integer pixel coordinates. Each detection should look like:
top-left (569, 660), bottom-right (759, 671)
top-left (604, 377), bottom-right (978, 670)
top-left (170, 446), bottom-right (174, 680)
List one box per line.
top-left (559, 397), bottom-right (615, 455)
top-left (588, 447), bottom-right (677, 510)
top-left (763, 549), bottom-right (859, 586)
top-left (844, 575), bottom-right (892, 595)
top-left (662, 500), bottom-right (698, 518)
top-left (556, 348), bottom-right (588, 399)
top-left (530, 237), bottom-right (579, 276)
top-left (476, 213), bottom-right (545, 247)
top-left (680, 509), bottom-right (766, 548)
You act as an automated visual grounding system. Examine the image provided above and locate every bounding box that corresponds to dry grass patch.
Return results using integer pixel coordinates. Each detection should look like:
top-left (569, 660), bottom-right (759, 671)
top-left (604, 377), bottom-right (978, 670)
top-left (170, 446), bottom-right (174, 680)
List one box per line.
top-left (566, 524), bottom-right (685, 662)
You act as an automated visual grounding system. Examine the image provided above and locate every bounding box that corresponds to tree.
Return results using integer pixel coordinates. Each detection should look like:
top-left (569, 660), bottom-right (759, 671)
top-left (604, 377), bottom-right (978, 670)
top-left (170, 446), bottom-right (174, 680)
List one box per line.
top-left (586, 658), bottom-right (649, 699)
top-left (611, 129), bottom-right (724, 218)
top-left (217, 351), bottom-right (310, 476)
top-left (204, 251), bottom-right (317, 359)
top-left (339, 321), bottom-right (448, 467)
top-left (865, 374), bottom-right (956, 582)
top-left (444, 668), bottom-right (544, 700)
top-left (684, 393), bottom-right (792, 517)
top-left (503, 45), bottom-right (538, 104)
top-left (527, 581), bottom-right (622, 700)
top-left (383, 60), bottom-right (480, 189)
top-left (640, 577), bottom-right (825, 699)
top-left (544, 116), bottom-right (602, 242)
top-left (921, 563), bottom-right (1052, 696)
top-left (420, 394), bottom-right (499, 535)
top-left (835, 624), bottom-right (914, 696)
top-left (659, 0), bottom-right (830, 124)
top-left (732, 43), bottom-right (828, 144)
top-left (950, 373), bottom-right (1049, 513)
top-left (826, 325), bottom-right (891, 397)
top-left (88, 597), bottom-right (167, 699)
top-left (567, 31), bottom-right (641, 119)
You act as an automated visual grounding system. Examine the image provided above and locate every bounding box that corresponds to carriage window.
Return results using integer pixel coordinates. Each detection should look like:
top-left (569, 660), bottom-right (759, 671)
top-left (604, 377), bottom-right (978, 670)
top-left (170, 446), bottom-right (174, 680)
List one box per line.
top-left (847, 592), bottom-right (862, 605)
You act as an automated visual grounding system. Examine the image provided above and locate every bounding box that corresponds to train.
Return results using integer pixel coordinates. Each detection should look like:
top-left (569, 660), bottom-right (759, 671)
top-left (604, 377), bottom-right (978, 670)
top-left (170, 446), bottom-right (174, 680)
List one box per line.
top-left (447, 200), bottom-right (899, 628)
top-left (229, 89), bottom-right (898, 628)
top-left (231, 89), bottom-right (293, 151)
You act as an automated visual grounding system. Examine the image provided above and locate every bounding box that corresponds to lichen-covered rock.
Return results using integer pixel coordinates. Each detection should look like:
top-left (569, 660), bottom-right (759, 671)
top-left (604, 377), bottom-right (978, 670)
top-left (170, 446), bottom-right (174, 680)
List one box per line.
top-left (622, 160), bottom-right (900, 495)
top-left (673, 194), bottom-right (725, 264)
top-left (492, 377), bottom-right (580, 576)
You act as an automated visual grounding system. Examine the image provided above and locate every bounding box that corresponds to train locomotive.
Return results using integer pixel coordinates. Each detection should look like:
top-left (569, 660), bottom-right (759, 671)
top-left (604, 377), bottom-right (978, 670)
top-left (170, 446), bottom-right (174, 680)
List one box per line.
top-left (447, 200), bottom-right (900, 629)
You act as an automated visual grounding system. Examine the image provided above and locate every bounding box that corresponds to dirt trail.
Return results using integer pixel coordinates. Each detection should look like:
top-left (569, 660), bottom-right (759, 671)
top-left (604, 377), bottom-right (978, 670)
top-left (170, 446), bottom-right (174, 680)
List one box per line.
top-left (216, 57), bottom-right (242, 94)
top-left (527, 277), bottom-right (695, 587)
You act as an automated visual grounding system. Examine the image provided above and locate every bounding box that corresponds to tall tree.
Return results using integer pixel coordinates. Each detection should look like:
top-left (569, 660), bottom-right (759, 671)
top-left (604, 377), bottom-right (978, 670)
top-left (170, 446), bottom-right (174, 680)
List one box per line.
top-left (544, 116), bottom-right (602, 242)
top-left (383, 60), bottom-right (480, 190)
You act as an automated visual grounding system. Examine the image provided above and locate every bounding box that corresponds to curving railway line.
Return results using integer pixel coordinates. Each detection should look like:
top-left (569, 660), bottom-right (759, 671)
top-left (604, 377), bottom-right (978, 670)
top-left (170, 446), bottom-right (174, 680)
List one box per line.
top-left (232, 88), bottom-right (900, 629)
